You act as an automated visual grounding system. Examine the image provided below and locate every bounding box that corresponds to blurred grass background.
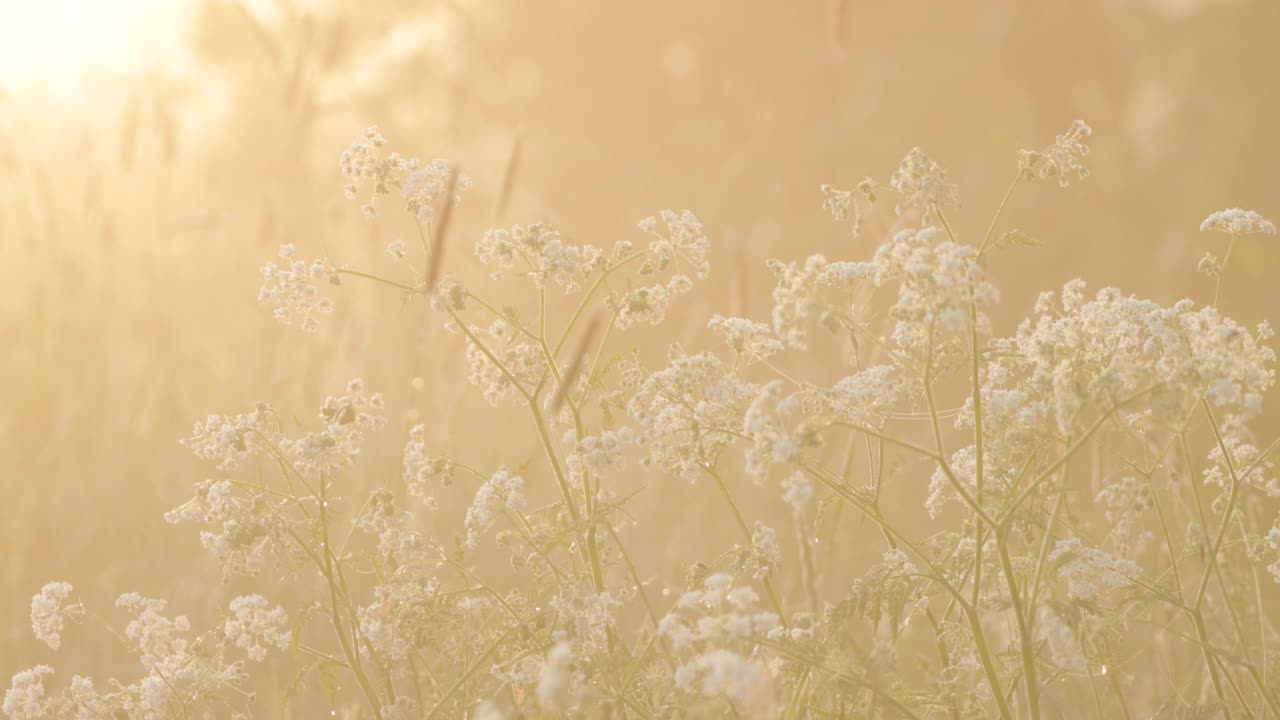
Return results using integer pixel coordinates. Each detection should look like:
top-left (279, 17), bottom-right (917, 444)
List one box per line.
top-left (2, 0), bottom-right (1278, 699)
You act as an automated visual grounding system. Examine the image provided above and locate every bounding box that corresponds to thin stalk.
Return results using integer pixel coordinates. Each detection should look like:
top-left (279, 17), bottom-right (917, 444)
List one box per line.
top-left (424, 629), bottom-right (514, 719)
top-left (317, 479), bottom-right (383, 715)
top-left (553, 251), bottom-right (644, 356)
top-left (704, 464), bottom-right (786, 619)
top-left (976, 173), bottom-right (1022, 258)
top-left (1213, 233), bottom-right (1237, 308)
top-left (332, 267), bottom-right (421, 293)
top-left (797, 463), bottom-right (1013, 720)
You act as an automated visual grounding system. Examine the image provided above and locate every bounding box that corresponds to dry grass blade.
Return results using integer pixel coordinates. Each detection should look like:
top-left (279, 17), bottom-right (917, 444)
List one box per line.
top-left (119, 94), bottom-right (141, 169)
top-left (550, 313), bottom-right (603, 412)
top-left (424, 168), bottom-right (460, 293)
top-left (154, 100), bottom-right (178, 167)
top-left (828, 0), bottom-right (848, 55)
top-left (731, 241), bottom-right (749, 319)
top-left (82, 169), bottom-right (101, 217)
top-left (492, 127), bottom-right (524, 223)
top-left (234, 0), bottom-right (280, 63)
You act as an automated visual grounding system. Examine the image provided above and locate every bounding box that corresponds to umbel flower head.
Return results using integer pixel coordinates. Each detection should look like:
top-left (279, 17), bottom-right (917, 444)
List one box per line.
top-left (1200, 208), bottom-right (1276, 236)
top-left (889, 147), bottom-right (959, 223)
top-left (30, 582), bottom-right (81, 651)
top-left (1018, 119), bottom-right (1092, 187)
top-left (340, 125), bottom-right (471, 220)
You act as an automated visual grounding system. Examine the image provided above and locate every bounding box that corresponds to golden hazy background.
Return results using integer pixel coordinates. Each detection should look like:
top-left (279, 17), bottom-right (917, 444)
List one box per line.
top-left (3, 0), bottom-right (1278, 697)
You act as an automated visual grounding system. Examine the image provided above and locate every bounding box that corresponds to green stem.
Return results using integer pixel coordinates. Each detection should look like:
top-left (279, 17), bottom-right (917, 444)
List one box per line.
top-left (1213, 233), bottom-right (1237, 308)
top-left (333, 267), bottom-right (421, 293)
top-left (977, 173), bottom-right (1022, 258)
top-left (553, 251), bottom-right (644, 356)
top-left (704, 464), bottom-right (786, 619)
top-left (424, 629), bottom-right (514, 719)
top-left (317, 478), bottom-right (383, 715)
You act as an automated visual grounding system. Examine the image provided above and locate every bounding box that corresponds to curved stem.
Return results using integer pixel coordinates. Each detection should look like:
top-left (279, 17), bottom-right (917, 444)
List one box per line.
top-left (333, 267), bottom-right (421, 294)
top-left (703, 463), bottom-right (786, 619)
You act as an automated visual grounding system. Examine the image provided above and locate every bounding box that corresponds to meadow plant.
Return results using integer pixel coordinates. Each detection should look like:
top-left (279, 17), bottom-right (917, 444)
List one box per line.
top-left (8, 123), bottom-right (1280, 719)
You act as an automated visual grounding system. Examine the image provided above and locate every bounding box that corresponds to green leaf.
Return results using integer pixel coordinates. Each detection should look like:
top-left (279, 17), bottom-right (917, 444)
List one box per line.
top-left (997, 228), bottom-right (1045, 248)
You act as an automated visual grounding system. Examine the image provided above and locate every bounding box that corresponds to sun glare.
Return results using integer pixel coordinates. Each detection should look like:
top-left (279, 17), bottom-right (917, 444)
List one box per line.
top-left (0, 0), bottom-right (186, 100)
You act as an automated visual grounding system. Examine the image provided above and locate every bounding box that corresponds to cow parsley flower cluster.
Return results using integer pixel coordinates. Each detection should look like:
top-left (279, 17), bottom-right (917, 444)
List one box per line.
top-left (661, 575), bottom-right (780, 710)
top-left (258, 243), bottom-right (335, 332)
top-left (637, 209), bottom-right (711, 280)
top-left (628, 350), bottom-right (757, 482)
top-left (707, 315), bottom-right (783, 364)
top-left (1048, 538), bottom-right (1141, 600)
top-left (180, 402), bottom-right (275, 472)
top-left (30, 582), bottom-right (79, 651)
top-left (339, 125), bottom-right (470, 220)
top-left (2, 667), bottom-right (52, 720)
top-left (401, 423), bottom-right (454, 502)
top-left (464, 467), bottom-right (526, 548)
top-left (224, 595), bottom-right (290, 662)
top-left (474, 222), bottom-right (614, 291)
top-left (465, 320), bottom-right (549, 405)
top-left (820, 177), bottom-right (877, 236)
top-left (889, 147), bottom-right (960, 223)
top-left (1018, 119), bottom-right (1092, 187)
top-left (1200, 207), bottom-right (1276, 236)
top-left (13, 118), bottom-right (1278, 720)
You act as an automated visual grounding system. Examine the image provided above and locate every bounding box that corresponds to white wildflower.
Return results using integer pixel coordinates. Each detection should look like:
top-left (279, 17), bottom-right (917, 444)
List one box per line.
top-left (402, 423), bottom-right (454, 500)
top-left (767, 254), bottom-right (828, 350)
top-left (820, 178), bottom-right (877, 236)
top-left (165, 478), bottom-right (276, 576)
top-left (224, 595), bottom-right (290, 661)
top-left (637, 209), bottom-right (710, 280)
top-left (674, 650), bottom-right (769, 705)
top-left (464, 467), bottom-right (526, 548)
top-left (751, 521), bottom-right (782, 575)
top-left (742, 381), bottom-right (808, 481)
top-left (1019, 119), bottom-right (1092, 187)
top-left (1038, 606), bottom-right (1086, 672)
top-left (871, 226), bottom-right (998, 351)
top-left (340, 126), bottom-right (469, 220)
top-left (1049, 538), bottom-right (1141, 600)
top-left (535, 642), bottom-right (572, 710)
top-left (1094, 476), bottom-right (1154, 553)
top-left (181, 400), bottom-right (275, 472)
top-left (401, 158), bottom-right (471, 223)
top-left (1203, 438), bottom-right (1278, 496)
top-left (64, 675), bottom-right (106, 718)
top-left (471, 700), bottom-right (505, 720)
top-left (549, 589), bottom-right (619, 653)
top-left (258, 244), bottom-right (335, 332)
top-left (3, 666), bottom-right (52, 720)
top-left (1197, 252), bottom-right (1222, 276)
top-left (475, 223), bottom-right (605, 293)
top-left (277, 379), bottom-right (388, 476)
top-left (565, 427), bottom-right (633, 473)
top-left (610, 275), bottom-right (694, 330)
top-left (828, 365), bottom-right (903, 425)
top-left (1200, 208), bottom-right (1276, 236)
top-left (628, 350), bottom-right (757, 482)
top-left (115, 593), bottom-right (192, 669)
top-left (1266, 526), bottom-right (1280, 585)
top-left (465, 321), bottom-right (548, 405)
top-left (780, 472), bottom-right (812, 511)
top-left (890, 147), bottom-right (959, 222)
top-left (30, 581), bottom-right (79, 651)
top-left (708, 315), bottom-right (783, 363)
